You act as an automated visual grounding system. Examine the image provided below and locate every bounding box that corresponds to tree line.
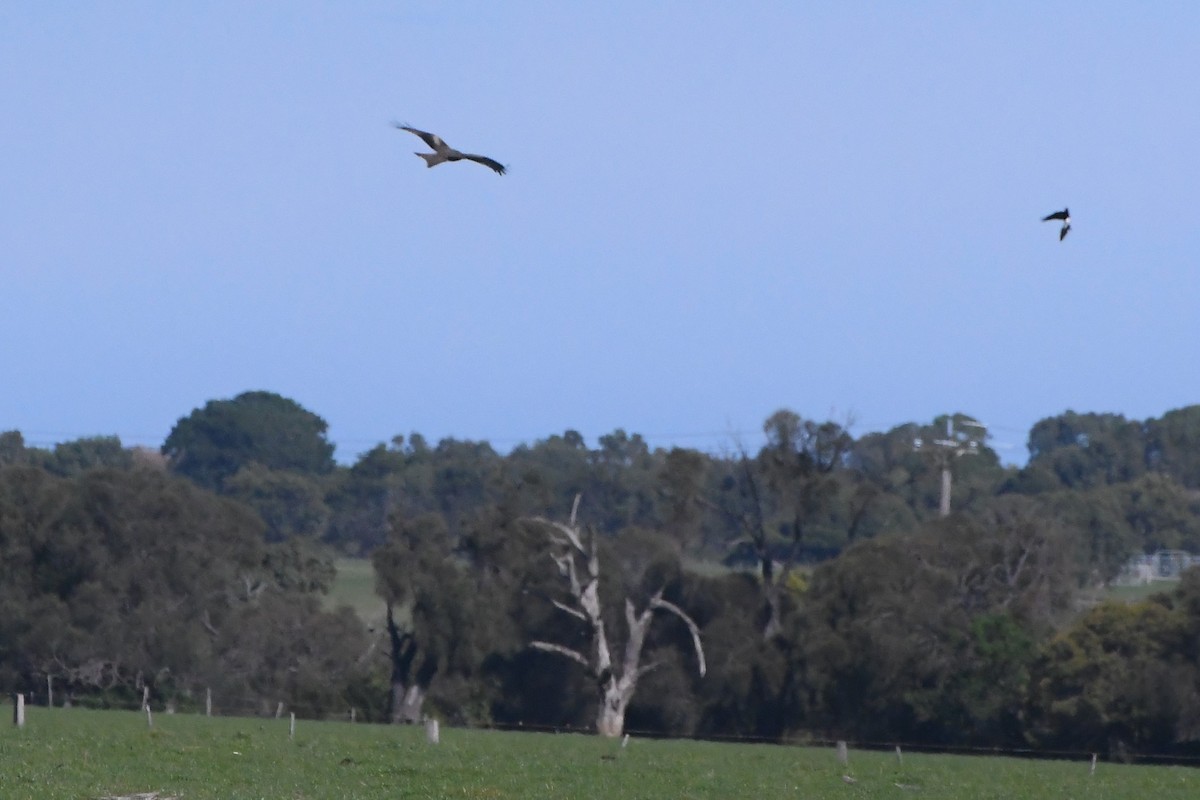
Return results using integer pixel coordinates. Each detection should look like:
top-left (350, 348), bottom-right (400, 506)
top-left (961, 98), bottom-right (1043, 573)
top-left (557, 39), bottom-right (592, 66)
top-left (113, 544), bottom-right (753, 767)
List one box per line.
top-left (3, 392), bottom-right (1200, 756)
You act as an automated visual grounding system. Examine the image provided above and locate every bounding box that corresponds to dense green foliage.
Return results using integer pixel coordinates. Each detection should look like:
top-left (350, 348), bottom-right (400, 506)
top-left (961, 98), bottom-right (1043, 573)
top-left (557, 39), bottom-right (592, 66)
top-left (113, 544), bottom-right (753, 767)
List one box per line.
top-left (1028, 570), bottom-right (1200, 756)
top-left (3, 394), bottom-right (1200, 757)
top-left (0, 457), bottom-right (375, 718)
top-left (3, 708), bottom-right (1199, 800)
top-left (161, 390), bottom-right (336, 492)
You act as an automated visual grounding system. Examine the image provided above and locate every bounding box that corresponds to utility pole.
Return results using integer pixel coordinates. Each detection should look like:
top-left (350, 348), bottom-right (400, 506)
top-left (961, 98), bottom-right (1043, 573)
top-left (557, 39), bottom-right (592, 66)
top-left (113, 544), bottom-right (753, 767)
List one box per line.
top-left (939, 426), bottom-right (953, 517)
top-left (915, 416), bottom-right (986, 517)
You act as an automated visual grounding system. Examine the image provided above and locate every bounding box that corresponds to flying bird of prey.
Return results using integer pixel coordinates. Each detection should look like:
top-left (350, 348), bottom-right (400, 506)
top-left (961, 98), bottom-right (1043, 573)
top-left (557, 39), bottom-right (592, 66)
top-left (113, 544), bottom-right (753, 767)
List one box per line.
top-left (1042, 207), bottom-right (1071, 240)
top-left (393, 124), bottom-right (506, 175)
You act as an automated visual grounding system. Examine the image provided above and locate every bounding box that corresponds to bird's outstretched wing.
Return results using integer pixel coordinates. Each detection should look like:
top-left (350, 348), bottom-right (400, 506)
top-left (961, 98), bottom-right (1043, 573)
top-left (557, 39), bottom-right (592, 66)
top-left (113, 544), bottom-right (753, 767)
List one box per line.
top-left (1060, 224), bottom-right (1070, 240)
top-left (394, 124), bottom-right (450, 153)
top-left (461, 153), bottom-right (507, 175)
top-left (1042, 209), bottom-right (1069, 221)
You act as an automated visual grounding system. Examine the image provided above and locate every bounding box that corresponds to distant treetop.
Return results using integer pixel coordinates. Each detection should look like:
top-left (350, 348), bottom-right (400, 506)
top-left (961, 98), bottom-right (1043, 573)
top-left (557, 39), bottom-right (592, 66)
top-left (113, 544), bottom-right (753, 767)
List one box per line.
top-left (162, 390), bottom-right (335, 491)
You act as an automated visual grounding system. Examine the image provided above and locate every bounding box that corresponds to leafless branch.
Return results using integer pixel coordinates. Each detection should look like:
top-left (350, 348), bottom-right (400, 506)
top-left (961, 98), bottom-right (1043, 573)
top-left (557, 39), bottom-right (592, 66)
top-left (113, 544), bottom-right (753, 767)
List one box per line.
top-left (650, 596), bottom-right (707, 677)
top-left (634, 660), bottom-right (662, 680)
top-left (552, 552), bottom-right (582, 596)
top-left (532, 517), bottom-right (586, 554)
top-left (551, 598), bottom-right (588, 622)
top-left (531, 641), bottom-right (591, 669)
top-left (569, 492), bottom-right (582, 527)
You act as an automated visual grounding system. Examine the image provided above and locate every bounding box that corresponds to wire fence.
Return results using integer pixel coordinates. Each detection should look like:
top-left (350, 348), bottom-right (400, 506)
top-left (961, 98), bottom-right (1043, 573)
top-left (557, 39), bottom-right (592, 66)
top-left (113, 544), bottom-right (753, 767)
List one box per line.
top-left (16, 690), bottom-right (1200, 769)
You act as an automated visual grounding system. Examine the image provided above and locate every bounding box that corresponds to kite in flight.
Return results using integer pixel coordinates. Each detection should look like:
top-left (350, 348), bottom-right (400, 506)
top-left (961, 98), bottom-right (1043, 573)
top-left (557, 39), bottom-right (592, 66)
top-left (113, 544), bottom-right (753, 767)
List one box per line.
top-left (1042, 208), bottom-right (1070, 240)
top-left (393, 124), bottom-right (506, 175)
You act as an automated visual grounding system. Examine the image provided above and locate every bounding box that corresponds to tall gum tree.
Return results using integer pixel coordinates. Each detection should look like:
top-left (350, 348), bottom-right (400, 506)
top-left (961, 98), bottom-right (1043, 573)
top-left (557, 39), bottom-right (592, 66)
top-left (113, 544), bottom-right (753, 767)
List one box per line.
top-left (527, 495), bottom-right (705, 737)
top-left (372, 513), bottom-right (450, 723)
top-left (723, 411), bottom-right (858, 640)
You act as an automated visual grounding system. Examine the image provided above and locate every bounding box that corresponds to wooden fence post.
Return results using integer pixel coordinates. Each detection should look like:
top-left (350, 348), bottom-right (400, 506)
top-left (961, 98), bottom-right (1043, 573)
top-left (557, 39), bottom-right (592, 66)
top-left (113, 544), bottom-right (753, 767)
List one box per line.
top-left (425, 717), bottom-right (440, 744)
top-left (145, 705), bottom-right (153, 729)
top-left (836, 740), bottom-right (848, 767)
top-left (350, 707), bottom-right (356, 723)
top-left (47, 675), bottom-right (53, 709)
top-left (205, 688), bottom-right (212, 717)
top-left (13, 693), bottom-right (25, 728)
top-left (289, 712), bottom-right (296, 740)
top-left (275, 701), bottom-right (284, 719)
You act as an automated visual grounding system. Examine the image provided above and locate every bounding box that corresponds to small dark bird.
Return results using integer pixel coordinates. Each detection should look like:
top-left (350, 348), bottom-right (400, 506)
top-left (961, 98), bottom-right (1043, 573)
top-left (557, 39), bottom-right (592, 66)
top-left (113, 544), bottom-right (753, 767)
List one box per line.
top-left (1042, 207), bottom-right (1070, 240)
top-left (393, 124), bottom-right (506, 175)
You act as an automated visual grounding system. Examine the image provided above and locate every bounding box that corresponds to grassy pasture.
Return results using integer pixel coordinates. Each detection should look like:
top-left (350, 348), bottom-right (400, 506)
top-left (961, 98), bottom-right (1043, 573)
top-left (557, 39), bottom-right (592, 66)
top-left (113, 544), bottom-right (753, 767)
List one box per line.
top-left (325, 557), bottom-right (386, 627)
top-left (3, 708), bottom-right (1198, 800)
top-left (1105, 580), bottom-right (1175, 604)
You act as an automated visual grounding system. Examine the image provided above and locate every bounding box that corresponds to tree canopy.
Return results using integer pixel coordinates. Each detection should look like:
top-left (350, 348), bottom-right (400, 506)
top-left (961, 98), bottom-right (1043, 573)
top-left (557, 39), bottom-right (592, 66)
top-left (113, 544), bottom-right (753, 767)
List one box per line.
top-left (162, 391), bottom-right (336, 491)
top-left (0, 461), bottom-right (371, 713)
top-left (4, 395), bottom-right (1200, 755)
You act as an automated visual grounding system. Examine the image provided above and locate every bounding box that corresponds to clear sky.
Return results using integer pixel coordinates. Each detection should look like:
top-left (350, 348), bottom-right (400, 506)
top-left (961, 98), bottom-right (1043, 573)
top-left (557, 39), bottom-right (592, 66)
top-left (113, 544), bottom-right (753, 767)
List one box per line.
top-left (3, 3), bottom-right (1197, 464)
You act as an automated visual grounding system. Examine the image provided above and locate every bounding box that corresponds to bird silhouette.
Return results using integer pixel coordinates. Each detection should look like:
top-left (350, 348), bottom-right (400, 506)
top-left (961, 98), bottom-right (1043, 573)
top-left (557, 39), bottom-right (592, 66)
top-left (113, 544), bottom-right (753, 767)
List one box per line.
top-left (394, 124), bottom-right (506, 175)
top-left (1042, 208), bottom-right (1070, 240)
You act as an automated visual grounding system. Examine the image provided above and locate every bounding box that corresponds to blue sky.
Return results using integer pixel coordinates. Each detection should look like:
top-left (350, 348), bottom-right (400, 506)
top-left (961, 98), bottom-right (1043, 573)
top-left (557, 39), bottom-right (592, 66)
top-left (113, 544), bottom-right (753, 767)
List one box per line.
top-left (3, 3), bottom-right (1197, 464)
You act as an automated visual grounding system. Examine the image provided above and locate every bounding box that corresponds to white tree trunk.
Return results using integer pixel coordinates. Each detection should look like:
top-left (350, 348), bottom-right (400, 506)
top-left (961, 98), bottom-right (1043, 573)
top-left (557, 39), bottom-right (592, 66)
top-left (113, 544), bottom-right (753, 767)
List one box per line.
top-left (597, 690), bottom-right (626, 738)
top-left (391, 681), bottom-right (426, 724)
top-left (529, 495), bottom-right (705, 739)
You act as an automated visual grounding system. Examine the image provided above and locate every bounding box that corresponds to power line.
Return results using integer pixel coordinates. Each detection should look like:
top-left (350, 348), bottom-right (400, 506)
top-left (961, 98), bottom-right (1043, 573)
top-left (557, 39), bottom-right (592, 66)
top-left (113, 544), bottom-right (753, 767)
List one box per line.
top-left (8, 417), bottom-right (1033, 461)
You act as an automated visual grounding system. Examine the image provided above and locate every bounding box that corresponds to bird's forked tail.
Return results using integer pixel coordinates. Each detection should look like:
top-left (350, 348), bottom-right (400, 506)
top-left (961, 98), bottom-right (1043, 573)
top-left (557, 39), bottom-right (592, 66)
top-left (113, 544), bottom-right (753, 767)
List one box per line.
top-left (416, 152), bottom-right (447, 168)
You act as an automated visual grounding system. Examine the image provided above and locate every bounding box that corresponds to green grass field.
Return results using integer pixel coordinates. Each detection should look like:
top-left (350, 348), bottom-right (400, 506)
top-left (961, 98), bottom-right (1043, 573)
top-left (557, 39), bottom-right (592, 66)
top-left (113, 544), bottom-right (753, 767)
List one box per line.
top-left (325, 558), bottom-right (386, 627)
top-left (2, 707), bottom-right (1198, 800)
top-left (1105, 580), bottom-right (1175, 604)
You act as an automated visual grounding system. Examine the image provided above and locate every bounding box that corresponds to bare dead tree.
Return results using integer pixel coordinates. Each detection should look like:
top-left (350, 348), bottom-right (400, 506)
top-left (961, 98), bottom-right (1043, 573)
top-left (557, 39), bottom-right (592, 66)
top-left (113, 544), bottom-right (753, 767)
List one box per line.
top-left (528, 494), bottom-right (705, 737)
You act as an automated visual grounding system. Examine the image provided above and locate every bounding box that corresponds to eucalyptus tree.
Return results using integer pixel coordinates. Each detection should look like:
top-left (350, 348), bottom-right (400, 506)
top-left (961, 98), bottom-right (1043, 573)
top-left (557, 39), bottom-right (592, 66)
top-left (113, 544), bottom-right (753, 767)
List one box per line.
top-left (717, 410), bottom-right (859, 640)
top-left (371, 506), bottom-right (533, 725)
top-left (372, 513), bottom-right (455, 723)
